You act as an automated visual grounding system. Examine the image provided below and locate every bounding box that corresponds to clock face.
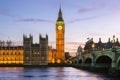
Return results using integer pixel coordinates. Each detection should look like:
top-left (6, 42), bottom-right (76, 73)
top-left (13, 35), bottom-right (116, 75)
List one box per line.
top-left (58, 25), bottom-right (62, 30)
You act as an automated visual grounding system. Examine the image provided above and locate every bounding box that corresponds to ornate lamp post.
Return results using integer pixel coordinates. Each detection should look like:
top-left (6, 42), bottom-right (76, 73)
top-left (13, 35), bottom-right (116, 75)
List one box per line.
top-left (92, 43), bottom-right (95, 51)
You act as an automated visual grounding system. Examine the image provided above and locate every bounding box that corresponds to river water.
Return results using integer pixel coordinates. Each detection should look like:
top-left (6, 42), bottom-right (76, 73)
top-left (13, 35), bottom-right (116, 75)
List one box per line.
top-left (0, 67), bottom-right (119, 80)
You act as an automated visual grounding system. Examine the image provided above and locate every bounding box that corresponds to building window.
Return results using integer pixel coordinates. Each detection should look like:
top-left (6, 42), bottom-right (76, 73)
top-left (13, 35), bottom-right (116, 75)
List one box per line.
top-left (42, 57), bottom-right (44, 60)
top-left (15, 52), bottom-right (17, 55)
top-left (26, 57), bottom-right (29, 60)
top-left (19, 52), bottom-right (20, 55)
top-left (0, 52), bottom-right (2, 55)
top-left (37, 52), bottom-right (39, 54)
top-left (3, 52), bottom-right (5, 55)
top-left (34, 52), bottom-right (36, 55)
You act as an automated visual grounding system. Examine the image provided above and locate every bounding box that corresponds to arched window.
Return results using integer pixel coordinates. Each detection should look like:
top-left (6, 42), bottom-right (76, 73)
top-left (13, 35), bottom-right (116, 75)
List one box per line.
top-left (18, 52), bottom-right (20, 55)
top-left (11, 52), bottom-right (13, 55)
top-left (10, 52), bottom-right (13, 55)
top-left (1, 52), bottom-right (3, 55)
top-left (7, 52), bottom-right (9, 55)
top-left (15, 52), bottom-right (17, 55)
top-left (3, 52), bottom-right (5, 55)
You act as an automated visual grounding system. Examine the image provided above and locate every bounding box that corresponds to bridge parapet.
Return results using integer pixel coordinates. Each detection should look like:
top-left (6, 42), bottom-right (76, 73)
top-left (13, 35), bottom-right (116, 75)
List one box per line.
top-left (83, 53), bottom-right (92, 59)
top-left (116, 47), bottom-right (120, 53)
top-left (93, 51), bottom-right (102, 57)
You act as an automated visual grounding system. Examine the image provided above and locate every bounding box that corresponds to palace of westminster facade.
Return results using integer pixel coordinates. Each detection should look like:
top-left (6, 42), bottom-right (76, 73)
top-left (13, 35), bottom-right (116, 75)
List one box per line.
top-left (0, 8), bottom-right (65, 65)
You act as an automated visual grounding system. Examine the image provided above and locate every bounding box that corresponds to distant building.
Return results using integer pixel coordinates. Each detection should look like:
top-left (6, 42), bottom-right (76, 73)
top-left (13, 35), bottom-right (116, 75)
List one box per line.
top-left (23, 34), bottom-right (48, 65)
top-left (65, 52), bottom-right (70, 60)
top-left (77, 45), bottom-right (82, 57)
top-left (83, 35), bottom-right (120, 54)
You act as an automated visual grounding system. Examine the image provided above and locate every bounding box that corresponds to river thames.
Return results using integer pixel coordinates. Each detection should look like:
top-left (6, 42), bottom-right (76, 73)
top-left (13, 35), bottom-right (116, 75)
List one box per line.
top-left (0, 67), bottom-right (119, 80)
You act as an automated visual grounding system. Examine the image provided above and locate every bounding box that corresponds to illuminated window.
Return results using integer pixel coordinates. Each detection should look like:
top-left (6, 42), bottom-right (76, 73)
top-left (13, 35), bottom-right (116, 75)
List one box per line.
top-left (18, 52), bottom-right (20, 55)
top-left (34, 58), bottom-right (36, 60)
top-left (34, 52), bottom-right (36, 55)
top-left (37, 52), bottom-right (39, 54)
top-left (52, 59), bottom-right (55, 64)
top-left (57, 59), bottom-right (61, 63)
top-left (7, 52), bottom-right (9, 55)
top-left (26, 57), bottom-right (29, 60)
top-left (15, 52), bottom-right (17, 55)
top-left (42, 57), bottom-right (44, 60)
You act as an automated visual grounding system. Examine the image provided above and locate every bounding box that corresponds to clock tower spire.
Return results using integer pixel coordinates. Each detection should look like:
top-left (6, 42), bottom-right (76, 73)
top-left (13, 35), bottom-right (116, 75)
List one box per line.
top-left (57, 6), bottom-right (64, 21)
top-left (56, 6), bottom-right (65, 63)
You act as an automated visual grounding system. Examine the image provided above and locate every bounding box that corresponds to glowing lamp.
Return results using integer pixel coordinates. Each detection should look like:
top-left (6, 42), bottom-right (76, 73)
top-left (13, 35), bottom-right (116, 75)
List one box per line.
top-left (52, 59), bottom-right (55, 64)
top-left (57, 59), bottom-right (61, 63)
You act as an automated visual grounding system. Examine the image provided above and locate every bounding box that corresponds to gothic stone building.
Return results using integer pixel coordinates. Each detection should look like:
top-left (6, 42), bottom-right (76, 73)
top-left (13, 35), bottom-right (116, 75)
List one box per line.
top-left (23, 34), bottom-right (48, 65)
top-left (84, 36), bottom-right (120, 54)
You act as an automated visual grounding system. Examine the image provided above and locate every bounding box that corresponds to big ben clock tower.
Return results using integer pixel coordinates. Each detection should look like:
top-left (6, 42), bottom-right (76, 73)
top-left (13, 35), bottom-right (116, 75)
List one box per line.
top-left (56, 7), bottom-right (65, 62)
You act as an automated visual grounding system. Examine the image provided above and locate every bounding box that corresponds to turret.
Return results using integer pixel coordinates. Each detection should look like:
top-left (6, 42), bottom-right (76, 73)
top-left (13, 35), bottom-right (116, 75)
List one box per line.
top-left (116, 38), bottom-right (118, 42)
top-left (108, 38), bottom-right (111, 43)
top-left (98, 38), bottom-right (102, 43)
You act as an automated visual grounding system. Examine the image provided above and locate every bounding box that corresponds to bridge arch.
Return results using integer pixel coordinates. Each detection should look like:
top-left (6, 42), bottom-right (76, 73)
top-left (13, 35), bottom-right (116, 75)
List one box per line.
top-left (116, 56), bottom-right (120, 69)
top-left (83, 57), bottom-right (92, 67)
top-left (95, 54), bottom-right (113, 63)
top-left (78, 59), bottom-right (82, 65)
top-left (72, 59), bottom-right (78, 65)
top-left (95, 55), bottom-right (112, 68)
top-left (85, 58), bottom-right (92, 63)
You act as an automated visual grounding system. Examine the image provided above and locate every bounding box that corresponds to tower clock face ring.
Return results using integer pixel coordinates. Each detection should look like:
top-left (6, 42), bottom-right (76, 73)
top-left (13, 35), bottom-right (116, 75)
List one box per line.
top-left (58, 25), bottom-right (62, 30)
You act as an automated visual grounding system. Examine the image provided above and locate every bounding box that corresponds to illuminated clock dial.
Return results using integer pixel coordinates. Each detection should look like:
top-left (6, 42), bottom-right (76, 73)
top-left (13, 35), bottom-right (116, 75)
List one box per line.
top-left (58, 25), bottom-right (62, 30)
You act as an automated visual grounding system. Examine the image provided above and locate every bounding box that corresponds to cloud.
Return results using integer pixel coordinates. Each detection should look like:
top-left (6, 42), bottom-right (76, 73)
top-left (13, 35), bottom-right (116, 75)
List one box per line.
top-left (68, 15), bottom-right (101, 23)
top-left (68, 11), bottom-right (108, 24)
top-left (16, 18), bottom-right (54, 23)
top-left (0, 7), bottom-right (17, 18)
top-left (73, 1), bottom-right (120, 23)
top-left (78, 1), bottom-right (106, 13)
top-left (78, 7), bottom-right (96, 13)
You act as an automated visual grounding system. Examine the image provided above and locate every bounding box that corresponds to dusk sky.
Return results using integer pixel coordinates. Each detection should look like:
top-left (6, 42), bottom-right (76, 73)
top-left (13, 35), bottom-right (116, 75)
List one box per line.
top-left (0, 0), bottom-right (120, 53)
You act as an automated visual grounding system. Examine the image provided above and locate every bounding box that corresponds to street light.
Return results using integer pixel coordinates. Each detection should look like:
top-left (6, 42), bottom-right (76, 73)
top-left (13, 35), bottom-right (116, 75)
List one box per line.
top-left (82, 48), bottom-right (85, 54)
top-left (57, 59), bottom-right (61, 63)
top-left (92, 43), bottom-right (95, 51)
top-left (52, 58), bottom-right (55, 64)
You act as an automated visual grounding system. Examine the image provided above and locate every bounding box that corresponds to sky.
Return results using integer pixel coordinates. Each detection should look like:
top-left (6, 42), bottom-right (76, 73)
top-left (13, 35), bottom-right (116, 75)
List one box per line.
top-left (0, 0), bottom-right (120, 53)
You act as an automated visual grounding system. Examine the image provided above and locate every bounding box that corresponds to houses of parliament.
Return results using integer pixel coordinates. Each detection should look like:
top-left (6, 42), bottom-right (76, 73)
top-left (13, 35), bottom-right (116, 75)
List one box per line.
top-left (0, 8), bottom-right (65, 65)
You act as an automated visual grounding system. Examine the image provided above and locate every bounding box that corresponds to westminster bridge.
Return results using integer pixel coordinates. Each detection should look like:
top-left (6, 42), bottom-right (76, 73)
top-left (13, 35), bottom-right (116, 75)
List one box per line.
top-left (69, 47), bottom-right (120, 75)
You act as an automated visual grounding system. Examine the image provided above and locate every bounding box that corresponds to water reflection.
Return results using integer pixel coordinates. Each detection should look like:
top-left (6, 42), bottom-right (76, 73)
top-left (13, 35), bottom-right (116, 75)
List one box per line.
top-left (0, 67), bottom-right (118, 80)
